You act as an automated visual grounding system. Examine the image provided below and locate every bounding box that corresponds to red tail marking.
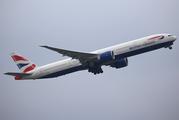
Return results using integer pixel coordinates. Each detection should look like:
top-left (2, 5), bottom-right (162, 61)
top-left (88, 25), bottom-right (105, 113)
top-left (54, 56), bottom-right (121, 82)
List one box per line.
top-left (15, 76), bottom-right (22, 80)
top-left (23, 64), bottom-right (36, 73)
top-left (11, 55), bottom-right (28, 62)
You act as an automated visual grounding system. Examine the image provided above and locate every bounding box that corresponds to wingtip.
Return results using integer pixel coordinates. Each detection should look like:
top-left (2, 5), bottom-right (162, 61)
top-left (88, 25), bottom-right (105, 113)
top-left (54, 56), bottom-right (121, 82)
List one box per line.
top-left (40, 45), bottom-right (48, 48)
top-left (4, 73), bottom-right (8, 75)
top-left (4, 72), bottom-right (12, 75)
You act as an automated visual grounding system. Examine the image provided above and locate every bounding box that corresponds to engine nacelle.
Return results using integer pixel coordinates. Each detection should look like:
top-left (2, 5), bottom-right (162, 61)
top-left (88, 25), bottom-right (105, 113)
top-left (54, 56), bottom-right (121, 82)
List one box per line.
top-left (110, 58), bottom-right (128, 69)
top-left (98, 51), bottom-right (115, 63)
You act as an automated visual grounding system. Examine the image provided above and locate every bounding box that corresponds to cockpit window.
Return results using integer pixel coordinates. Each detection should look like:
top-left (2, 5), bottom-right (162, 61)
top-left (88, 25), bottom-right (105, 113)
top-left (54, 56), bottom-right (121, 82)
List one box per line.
top-left (168, 35), bottom-right (173, 37)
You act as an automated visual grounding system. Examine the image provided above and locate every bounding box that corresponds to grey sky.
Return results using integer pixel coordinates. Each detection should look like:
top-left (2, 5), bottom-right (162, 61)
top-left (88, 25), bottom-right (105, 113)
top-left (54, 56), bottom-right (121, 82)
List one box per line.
top-left (1, 0), bottom-right (179, 120)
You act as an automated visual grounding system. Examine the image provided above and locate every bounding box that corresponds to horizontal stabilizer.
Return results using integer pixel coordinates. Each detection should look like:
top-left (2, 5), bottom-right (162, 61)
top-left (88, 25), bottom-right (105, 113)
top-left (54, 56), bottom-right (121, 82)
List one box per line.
top-left (4, 72), bottom-right (32, 77)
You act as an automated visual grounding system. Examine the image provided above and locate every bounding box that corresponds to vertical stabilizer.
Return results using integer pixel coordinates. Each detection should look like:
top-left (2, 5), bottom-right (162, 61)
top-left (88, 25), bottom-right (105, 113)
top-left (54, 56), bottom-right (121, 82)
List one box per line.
top-left (10, 52), bottom-right (38, 73)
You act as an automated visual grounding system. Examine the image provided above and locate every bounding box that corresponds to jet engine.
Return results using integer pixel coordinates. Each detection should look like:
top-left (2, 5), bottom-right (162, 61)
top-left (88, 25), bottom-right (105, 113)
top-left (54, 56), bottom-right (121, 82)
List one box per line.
top-left (98, 51), bottom-right (115, 63)
top-left (110, 58), bottom-right (128, 68)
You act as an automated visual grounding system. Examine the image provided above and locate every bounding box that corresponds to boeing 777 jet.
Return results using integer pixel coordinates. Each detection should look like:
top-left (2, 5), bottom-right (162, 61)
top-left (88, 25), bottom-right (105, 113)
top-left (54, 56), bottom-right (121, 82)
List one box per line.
top-left (5, 34), bottom-right (177, 80)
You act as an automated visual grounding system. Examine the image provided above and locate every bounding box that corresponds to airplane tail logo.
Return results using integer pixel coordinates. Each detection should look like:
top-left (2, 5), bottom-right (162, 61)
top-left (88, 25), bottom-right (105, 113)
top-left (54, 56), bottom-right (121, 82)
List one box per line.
top-left (10, 52), bottom-right (38, 73)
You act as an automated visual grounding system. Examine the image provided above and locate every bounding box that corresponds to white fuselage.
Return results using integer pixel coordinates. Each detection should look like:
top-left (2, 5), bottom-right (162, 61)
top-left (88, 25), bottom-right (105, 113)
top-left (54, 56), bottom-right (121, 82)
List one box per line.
top-left (23, 34), bottom-right (176, 80)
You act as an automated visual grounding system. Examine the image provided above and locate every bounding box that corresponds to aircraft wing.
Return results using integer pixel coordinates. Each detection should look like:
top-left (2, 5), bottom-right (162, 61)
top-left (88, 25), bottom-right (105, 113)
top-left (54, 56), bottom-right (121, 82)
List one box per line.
top-left (40, 46), bottom-right (98, 63)
top-left (4, 72), bottom-right (32, 76)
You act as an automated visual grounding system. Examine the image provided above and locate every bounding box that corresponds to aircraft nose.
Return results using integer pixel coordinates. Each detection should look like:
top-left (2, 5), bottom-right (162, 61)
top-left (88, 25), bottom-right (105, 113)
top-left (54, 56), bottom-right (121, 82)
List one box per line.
top-left (173, 36), bottom-right (177, 40)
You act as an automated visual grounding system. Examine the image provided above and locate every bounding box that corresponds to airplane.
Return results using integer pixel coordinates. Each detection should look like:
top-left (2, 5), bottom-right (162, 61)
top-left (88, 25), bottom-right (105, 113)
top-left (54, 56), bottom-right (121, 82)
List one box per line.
top-left (4, 34), bottom-right (177, 80)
